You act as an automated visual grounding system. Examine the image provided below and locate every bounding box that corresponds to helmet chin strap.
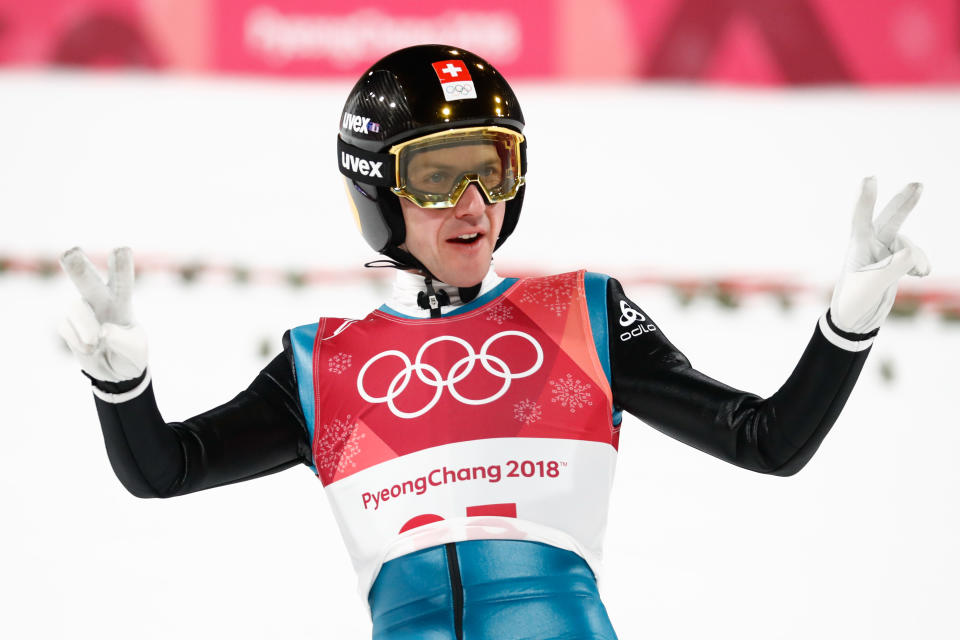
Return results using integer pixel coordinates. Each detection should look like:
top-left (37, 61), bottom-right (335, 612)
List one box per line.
top-left (417, 276), bottom-right (482, 318)
top-left (364, 246), bottom-right (484, 318)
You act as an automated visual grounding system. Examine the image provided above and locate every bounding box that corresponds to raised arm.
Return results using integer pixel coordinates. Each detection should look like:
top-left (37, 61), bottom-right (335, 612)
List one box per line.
top-left (90, 349), bottom-right (310, 498)
top-left (60, 248), bottom-right (311, 498)
top-left (607, 277), bottom-right (868, 475)
top-left (605, 178), bottom-right (930, 475)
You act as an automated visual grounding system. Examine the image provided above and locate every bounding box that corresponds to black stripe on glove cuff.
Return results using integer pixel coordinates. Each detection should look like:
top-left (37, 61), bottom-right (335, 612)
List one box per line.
top-left (84, 369), bottom-right (148, 394)
top-left (825, 309), bottom-right (879, 342)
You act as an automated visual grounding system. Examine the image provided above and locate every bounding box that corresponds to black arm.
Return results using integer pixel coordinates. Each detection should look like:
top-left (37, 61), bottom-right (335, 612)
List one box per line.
top-left (90, 331), bottom-right (312, 498)
top-left (607, 278), bottom-right (871, 475)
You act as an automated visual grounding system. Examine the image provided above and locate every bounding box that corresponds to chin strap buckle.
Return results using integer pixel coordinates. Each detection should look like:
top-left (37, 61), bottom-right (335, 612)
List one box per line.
top-left (417, 277), bottom-right (451, 318)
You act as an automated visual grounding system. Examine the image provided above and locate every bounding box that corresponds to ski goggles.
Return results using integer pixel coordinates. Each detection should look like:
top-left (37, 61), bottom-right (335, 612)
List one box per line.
top-left (338, 126), bottom-right (525, 208)
top-left (390, 126), bottom-right (525, 208)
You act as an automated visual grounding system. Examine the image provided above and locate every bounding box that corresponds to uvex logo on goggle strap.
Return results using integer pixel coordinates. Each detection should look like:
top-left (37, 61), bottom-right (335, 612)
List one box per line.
top-left (357, 332), bottom-right (544, 419)
top-left (341, 152), bottom-right (383, 178)
top-left (341, 111), bottom-right (381, 134)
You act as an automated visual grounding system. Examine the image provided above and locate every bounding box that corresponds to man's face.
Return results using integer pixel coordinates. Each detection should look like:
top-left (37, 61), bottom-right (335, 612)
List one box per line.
top-left (398, 147), bottom-right (507, 287)
top-left (399, 186), bottom-right (505, 287)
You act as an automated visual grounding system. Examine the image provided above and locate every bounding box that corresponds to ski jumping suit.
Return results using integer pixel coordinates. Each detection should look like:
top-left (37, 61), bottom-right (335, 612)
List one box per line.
top-left (88, 269), bottom-right (874, 639)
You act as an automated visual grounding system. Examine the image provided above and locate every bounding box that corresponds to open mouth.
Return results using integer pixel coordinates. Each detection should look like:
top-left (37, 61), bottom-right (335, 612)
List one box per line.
top-left (447, 232), bottom-right (483, 245)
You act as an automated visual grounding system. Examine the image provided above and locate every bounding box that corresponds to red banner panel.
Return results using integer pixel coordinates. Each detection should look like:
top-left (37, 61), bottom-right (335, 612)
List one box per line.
top-left (0, 0), bottom-right (159, 68)
top-left (626, 0), bottom-right (960, 84)
top-left (0, 0), bottom-right (211, 70)
top-left (212, 0), bottom-right (555, 78)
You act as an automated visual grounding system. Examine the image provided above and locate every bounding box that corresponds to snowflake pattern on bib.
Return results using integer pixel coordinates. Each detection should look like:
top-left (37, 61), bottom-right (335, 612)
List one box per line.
top-left (518, 272), bottom-right (578, 317)
top-left (486, 304), bottom-right (514, 325)
top-left (314, 414), bottom-right (364, 478)
top-left (549, 373), bottom-right (594, 413)
top-left (513, 399), bottom-right (543, 425)
top-left (327, 352), bottom-right (353, 375)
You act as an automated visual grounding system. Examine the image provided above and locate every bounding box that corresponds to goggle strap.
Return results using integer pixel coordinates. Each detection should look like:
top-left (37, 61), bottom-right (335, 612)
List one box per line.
top-left (337, 137), bottom-right (395, 187)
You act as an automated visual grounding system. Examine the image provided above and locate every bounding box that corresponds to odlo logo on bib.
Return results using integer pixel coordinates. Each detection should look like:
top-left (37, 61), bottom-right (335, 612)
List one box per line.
top-left (341, 152), bottom-right (383, 178)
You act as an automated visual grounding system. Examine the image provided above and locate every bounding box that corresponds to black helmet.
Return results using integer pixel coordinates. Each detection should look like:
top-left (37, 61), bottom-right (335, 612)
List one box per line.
top-left (337, 44), bottom-right (527, 271)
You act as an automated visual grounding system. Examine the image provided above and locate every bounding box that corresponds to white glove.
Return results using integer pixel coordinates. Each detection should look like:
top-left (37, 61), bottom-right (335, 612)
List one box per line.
top-left (59, 247), bottom-right (148, 386)
top-left (829, 177), bottom-right (931, 339)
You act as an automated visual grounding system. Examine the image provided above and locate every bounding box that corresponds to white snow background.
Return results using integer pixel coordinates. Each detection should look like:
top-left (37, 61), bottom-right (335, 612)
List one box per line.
top-left (1, 72), bottom-right (958, 639)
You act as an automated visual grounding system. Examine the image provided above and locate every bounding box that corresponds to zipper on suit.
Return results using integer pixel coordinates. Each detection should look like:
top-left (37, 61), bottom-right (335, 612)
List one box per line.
top-left (445, 542), bottom-right (464, 640)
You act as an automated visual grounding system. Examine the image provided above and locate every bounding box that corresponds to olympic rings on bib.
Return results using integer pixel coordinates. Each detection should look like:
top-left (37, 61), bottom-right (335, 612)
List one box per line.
top-left (356, 331), bottom-right (543, 419)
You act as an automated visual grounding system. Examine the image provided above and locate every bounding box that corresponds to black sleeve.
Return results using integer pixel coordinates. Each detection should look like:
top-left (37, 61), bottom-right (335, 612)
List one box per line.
top-left (607, 278), bottom-right (872, 476)
top-left (91, 331), bottom-right (313, 498)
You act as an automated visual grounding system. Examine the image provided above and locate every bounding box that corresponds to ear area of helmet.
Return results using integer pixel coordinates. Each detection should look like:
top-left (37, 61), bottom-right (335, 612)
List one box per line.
top-left (343, 178), bottom-right (393, 253)
top-left (336, 137), bottom-right (395, 187)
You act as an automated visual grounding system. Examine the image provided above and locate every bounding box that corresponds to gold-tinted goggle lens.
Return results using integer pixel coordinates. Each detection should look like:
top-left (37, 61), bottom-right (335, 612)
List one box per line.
top-left (390, 127), bottom-right (525, 208)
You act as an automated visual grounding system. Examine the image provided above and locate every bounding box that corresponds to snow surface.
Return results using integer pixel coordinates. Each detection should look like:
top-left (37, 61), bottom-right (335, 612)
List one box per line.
top-left (1, 72), bottom-right (958, 639)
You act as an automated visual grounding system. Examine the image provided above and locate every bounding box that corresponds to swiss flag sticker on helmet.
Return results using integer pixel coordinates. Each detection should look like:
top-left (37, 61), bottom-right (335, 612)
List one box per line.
top-left (431, 60), bottom-right (476, 101)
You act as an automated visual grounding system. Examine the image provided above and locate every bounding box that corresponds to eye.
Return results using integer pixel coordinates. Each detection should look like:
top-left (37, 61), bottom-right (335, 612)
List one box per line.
top-left (427, 172), bottom-right (447, 184)
top-left (479, 165), bottom-right (502, 183)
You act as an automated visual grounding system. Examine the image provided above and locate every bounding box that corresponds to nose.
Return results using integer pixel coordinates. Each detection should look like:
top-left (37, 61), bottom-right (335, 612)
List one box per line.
top-left (453, 183), bottom-right (485, 219)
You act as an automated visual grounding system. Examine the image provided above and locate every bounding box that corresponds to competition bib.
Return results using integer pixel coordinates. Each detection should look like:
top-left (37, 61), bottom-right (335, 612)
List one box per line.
top-left (291, 271), bottom-right (619, 597)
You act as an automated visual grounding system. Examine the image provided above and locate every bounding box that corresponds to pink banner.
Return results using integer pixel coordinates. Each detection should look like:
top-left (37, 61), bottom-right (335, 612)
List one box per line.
top-left (625, 0), bottom-right (960, 84)
top-left (214, 0), bottom-right (555, 78)
top-left (0, 0), bottom-right (159, 68)
top-left (1, 0), bottom-right (959, 84)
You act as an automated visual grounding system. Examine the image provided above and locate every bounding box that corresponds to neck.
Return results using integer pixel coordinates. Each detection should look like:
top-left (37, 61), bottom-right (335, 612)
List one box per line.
top-left (385, 265), bottom-right (503, 318)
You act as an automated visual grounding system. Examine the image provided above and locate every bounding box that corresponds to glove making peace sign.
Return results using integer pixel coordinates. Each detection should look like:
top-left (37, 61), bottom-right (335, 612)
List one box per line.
top-left (59, 247), bottom-right (148, 385)
top-left (828, 177), bottom-right (931, 341)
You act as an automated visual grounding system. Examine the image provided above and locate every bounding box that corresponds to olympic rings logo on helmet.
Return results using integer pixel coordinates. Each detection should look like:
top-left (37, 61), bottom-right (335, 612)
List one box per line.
top-left (444, 84), bottom-right (474, 96)
top-left (356, 331), bottom-right (543, 419)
